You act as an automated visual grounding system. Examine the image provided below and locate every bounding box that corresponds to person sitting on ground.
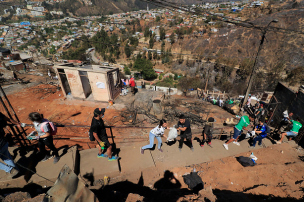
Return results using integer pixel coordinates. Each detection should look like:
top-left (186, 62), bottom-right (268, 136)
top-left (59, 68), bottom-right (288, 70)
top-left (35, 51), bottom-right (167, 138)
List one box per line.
top-left (200, 117), bottom-right (215, 148)
top-left (140, 119), bottom-right (168, 154)
top-left (223, 115), bottom-right (254, 150)
top-left (276, 111), bottom-right (293, 133)
top-left (90, 108), bottom-right (118, 161)
top-left (276, 116), bottom-right (302, 144)
top-left (0, 112), bottom-right (20, 178)
top-left (28, 112), bottom-right (60, 164)
top-left (249, 118), bottom-right (268, 148)
top-left (177, 114), bottom-right (193, 152)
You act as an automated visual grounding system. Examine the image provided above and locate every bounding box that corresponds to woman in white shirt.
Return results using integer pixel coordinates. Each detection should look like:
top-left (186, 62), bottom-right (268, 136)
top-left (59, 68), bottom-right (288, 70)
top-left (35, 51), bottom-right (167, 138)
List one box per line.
top-left (140, 119), bottom-right (168, 154)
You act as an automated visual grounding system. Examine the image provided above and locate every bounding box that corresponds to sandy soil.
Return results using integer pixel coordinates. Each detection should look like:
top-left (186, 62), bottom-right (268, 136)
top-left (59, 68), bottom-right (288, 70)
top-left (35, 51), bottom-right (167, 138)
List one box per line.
top-left (97, 143), bottom-right (304, 202)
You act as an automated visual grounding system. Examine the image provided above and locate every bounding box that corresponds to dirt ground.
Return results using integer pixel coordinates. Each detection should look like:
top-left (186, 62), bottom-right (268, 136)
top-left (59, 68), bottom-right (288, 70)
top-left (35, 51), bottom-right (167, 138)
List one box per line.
top-left (3, 83), bottom-right (235, 150)
top-left (95, 143), bottom-right (304, 202)
top-left (2, 82), bottom-right (304, 201)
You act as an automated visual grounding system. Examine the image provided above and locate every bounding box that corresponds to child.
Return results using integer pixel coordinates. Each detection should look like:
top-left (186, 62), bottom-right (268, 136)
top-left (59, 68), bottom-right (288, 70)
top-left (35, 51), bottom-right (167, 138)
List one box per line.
top-left (201, 117), bottom-right (215, 148)
top-left (28, 112), bottom-right (60, 164)
top-left (141, 119), bottom-right (168, 154)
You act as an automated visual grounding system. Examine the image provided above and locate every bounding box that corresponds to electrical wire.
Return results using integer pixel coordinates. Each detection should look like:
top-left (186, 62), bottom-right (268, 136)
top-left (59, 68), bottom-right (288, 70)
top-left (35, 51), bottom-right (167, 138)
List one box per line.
top-left (0, 150), bottom-right (55, 183)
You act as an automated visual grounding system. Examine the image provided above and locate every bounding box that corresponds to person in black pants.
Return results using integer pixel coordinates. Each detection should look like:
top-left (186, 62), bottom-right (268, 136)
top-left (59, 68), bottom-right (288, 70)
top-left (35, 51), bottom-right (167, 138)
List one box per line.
top-left (28, 112), bottom-right (60, 164)
top-left (90, 108), bottom-right (118, 161)
top-left (177, 114), bottom-right (193, 152)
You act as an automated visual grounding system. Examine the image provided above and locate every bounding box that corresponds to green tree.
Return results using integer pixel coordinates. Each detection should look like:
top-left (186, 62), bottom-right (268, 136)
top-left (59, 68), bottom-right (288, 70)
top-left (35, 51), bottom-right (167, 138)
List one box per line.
top-left (169, 33), bottom-right (175, 44)
top-left (174, 74), bottom-right (178, 80)
top-left (156, 16), bottom-right (161, 22)
top-left (148, 51), bottom-right (152, 60)
top-left (129, 36), bottom-right (139, 47)
top-left (133, 58), bottom-right (157, 80)
top-left (144, 27), bottom-right (151, 38)
top-left (45, 13), bottom-right (53, 20)
top-left (160, 27), bottom-right (166, 40)
top-left (149, 37), bottom-right (154, 49)
top-left (125, 44), bottom-right (131, 58)
top-left (49, 45), bottom-right (56, 55)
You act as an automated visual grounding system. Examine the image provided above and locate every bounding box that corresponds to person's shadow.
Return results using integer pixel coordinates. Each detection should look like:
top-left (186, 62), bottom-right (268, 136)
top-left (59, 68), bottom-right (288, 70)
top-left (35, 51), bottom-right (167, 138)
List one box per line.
top-left (154, 170), bottom-right (181, 190)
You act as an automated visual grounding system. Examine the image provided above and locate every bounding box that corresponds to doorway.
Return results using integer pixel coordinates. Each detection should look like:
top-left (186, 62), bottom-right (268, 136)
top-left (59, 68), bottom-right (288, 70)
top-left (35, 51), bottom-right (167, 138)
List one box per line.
top-left (79, 71), bottom-right (92, 98)
top-left (57, 69), bottom-right (71, 95)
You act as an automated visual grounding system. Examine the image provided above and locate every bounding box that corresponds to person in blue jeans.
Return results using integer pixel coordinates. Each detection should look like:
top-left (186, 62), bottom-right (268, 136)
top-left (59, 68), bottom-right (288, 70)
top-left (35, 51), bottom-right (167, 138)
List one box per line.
top-left (140, 120), bottom-right (168, 154)
top-left (249, 118), bottom-right (267, 148)
top-left (0, 112), bottom-right (20, 178)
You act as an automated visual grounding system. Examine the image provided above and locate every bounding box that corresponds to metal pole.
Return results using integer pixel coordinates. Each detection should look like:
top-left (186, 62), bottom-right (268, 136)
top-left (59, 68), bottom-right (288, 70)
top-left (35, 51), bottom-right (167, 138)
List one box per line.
top-left (0, 85), bottom-right (29, 145)
top-left (0, 96), bottom-right (26, 147)
top-left (242, 20), bottom-right (277, 107)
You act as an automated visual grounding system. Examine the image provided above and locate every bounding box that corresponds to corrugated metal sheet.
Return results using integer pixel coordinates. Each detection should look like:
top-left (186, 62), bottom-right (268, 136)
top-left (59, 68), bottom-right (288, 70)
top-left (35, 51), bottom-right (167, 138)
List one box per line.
top-left (45, 165), bottom-right (99, 202)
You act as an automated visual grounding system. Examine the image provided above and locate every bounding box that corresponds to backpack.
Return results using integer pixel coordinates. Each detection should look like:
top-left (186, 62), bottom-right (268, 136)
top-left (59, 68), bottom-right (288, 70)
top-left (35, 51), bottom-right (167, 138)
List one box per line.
top-left (183, 172), bottom-right (204, 193)
top-left (263, 123), bottom-right (271, 134)
top-left (40, 120), bottom-right (57, 136)
top-left (236, 156), bottom-right (256, 167)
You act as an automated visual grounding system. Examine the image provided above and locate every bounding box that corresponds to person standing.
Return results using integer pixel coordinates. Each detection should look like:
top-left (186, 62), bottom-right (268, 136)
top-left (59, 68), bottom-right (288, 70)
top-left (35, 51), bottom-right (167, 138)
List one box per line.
top-left (246, 95), bottom-right (252, 107)
top-left (249, 118), bottom-right (268, 148)
top-left (140, 119), bottom-right (168, 154)
top-left (90, 108), bottom-right (118, 161)
top-left (223, 115), bottom-right (254, 150)
top-left (177, 114), bottom-right (193, 151)
top-left (0, 112), bottom-right (20, 178)
top-left (276, 117), bottom-right (302, 144)
top-left (28, 112), bottom-right (60, 164)
top-left (200, 117), bottom-right (215, 148)
top-left (129, 76), bottom-right (136, 95)
top-left (255, 104), bottom-right (264, 124)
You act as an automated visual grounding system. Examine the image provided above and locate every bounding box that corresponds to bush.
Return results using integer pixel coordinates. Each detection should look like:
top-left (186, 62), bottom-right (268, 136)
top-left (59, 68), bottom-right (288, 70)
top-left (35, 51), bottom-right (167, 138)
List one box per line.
top-left (124, 66), bottom-right (131, 75)
top-left (159, 75), bottom-right (163, 80)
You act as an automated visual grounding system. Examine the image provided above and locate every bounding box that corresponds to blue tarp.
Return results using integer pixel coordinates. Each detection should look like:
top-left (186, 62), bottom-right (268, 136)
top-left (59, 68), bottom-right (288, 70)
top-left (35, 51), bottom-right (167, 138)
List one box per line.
top-left (20, 21), bottom-right (31, 26)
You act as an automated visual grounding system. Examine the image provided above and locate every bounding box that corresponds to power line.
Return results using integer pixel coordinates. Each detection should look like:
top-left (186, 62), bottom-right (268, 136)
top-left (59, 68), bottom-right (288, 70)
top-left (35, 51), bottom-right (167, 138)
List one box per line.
top-left (0, 151), bottom-right (55, 183)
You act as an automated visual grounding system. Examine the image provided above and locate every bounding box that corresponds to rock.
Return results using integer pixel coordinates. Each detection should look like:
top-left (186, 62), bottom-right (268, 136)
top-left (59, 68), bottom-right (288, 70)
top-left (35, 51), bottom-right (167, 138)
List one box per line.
top-left (3, 192), bottom-right (31, 202)
top-left (125, 193), bottom-right (144, 202)
top-left (22, 194), bottom-right (46, 202)
top-left (198, 186), bottom-right (217, 202)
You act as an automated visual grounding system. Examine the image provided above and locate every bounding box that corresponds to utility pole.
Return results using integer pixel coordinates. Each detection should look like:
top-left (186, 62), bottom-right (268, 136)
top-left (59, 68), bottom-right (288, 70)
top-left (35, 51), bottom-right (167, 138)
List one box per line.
top-left (242, 20), bottom-right (278, 107)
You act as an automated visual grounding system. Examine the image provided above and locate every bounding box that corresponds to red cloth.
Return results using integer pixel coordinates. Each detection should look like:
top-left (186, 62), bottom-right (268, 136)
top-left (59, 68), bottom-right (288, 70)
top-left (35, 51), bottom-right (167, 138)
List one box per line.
top-left (129, 78), bottom-right (136, 87)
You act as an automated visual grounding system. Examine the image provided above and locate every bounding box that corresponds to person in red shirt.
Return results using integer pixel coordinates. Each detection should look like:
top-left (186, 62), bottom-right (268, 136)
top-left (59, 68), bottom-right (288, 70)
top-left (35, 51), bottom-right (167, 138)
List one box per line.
top-left (129, 76), bottom-right (136, 95)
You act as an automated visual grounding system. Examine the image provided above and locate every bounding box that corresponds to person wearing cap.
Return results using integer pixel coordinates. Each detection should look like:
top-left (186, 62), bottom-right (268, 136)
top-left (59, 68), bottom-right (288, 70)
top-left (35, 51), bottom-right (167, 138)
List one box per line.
top-left (89, 108), bottom-right (118, 161)
top-left (200, 117), bottom-right (215, 148)
top-left (223, 115), bottom-right (254, 150)
top-left (276, 116), bottom-right (302, 144)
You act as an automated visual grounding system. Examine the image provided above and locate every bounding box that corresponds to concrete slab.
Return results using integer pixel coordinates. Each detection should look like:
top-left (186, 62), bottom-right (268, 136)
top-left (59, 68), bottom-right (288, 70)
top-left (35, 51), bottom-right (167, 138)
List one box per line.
top-left (0, 146), bottom-right (78, 188)
top-left (147, 137), bottom-right (294, 171)
top-left (79, 148), bottom-right (120, 183)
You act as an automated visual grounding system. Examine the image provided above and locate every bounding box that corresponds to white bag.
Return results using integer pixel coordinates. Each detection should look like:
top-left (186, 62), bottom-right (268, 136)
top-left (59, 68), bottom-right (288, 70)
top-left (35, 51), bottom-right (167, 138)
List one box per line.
top-left (167, 127), bottom-right (178, 141)
top-left (245, 130), bottom-right (256, 138)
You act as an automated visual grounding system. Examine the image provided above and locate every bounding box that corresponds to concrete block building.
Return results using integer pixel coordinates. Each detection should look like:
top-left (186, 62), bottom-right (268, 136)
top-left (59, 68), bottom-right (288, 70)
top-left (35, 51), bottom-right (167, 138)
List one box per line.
top-left (54, 63), bottom-right (121, 102)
